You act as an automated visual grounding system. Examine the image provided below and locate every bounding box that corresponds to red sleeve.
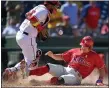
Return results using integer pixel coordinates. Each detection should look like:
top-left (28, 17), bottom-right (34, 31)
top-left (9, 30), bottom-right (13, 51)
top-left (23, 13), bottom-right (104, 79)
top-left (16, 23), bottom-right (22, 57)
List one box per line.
top-left (95, 54), bottom-right (105, 69)
top-left (26, 11), bottom-right (44, 32)
top-left (61, 49), bottom-right (74, 63)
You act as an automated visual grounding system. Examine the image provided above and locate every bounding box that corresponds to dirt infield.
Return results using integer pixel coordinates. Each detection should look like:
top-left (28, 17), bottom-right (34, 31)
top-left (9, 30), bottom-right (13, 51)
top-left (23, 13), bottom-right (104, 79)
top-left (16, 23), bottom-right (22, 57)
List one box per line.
top-left (2, 69), bottom-right (108, 88)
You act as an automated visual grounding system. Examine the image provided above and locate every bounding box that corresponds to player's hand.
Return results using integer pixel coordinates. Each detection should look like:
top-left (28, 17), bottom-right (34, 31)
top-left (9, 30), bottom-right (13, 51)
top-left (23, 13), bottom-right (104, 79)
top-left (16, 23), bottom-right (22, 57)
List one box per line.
top-left (96, 79), bottom-right (104, 86)
top-left (45, 51), bottom-right (53, 57)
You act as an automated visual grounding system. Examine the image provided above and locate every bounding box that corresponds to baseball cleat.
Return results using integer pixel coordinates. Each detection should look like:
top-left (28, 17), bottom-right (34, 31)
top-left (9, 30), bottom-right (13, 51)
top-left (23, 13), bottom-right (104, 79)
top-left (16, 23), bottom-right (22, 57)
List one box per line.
top-left (50, 77), bottom-right (59, 85)
top-left (2, 67), bottom-right (18, 81)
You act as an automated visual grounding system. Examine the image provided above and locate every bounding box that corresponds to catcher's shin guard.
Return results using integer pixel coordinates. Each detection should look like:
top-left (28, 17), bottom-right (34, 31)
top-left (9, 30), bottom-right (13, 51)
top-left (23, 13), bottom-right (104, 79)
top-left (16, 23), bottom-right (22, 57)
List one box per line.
top-left (29, 48), bottom-right (42, 70)
top-left (20, 49), bottom-right (42, 78)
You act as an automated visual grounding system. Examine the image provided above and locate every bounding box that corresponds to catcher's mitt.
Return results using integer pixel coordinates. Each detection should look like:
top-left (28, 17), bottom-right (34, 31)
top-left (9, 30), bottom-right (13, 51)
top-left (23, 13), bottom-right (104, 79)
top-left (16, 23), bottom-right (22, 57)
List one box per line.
top-left (37, 29), bottom-right (49, 41)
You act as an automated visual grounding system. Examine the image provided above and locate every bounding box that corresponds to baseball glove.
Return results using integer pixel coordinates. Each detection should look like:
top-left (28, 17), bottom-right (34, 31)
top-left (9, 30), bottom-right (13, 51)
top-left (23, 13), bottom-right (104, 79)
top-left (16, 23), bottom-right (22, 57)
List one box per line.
top-left (37, 29), bottom-right (49, 41)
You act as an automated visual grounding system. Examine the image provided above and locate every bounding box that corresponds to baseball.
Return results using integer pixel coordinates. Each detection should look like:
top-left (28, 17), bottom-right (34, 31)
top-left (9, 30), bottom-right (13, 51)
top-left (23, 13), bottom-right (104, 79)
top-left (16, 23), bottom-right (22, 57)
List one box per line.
top-left (58, 30), bottom-right (63, 35)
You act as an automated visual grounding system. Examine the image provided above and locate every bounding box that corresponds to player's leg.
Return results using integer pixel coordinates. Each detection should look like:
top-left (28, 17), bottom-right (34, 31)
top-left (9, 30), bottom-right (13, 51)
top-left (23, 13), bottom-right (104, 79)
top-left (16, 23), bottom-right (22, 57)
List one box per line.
top-left (5, 31), bottom-right (37, 77)
top-left (60, 67), bottom-right (82, 85)
top-left (16, 36), bottom-right (38, 76)
top-left (50, 67), bottom-right (82, 85)
top-left (16, 31), bottom-right (37, 65)
top-left (2, 48), bottom-right (42, 80)
top-left (9, 49), bottom-right (42, 73)
top-left (50, 74), bottom-right (82, 85)
top-left (2, 60), bottom-right (22, 81)
top-left (48, 74), bottom-right (81, 85)
top-left (60, 74), bottom-right (81, 85)
top-left (47, 63), bottom-right (65, 77)
top-left (2, 31), bottom-right (38, 80)
top-left (29, 63), bottom-right (65, 77)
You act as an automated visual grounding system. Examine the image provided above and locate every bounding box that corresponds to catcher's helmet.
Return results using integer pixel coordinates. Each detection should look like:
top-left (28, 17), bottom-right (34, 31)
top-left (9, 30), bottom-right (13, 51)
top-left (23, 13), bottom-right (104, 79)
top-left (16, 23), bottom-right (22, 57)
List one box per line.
top-left (80, 36), bottom-right (94, 47)
top-left (44, 1), bottom-right (61, 8)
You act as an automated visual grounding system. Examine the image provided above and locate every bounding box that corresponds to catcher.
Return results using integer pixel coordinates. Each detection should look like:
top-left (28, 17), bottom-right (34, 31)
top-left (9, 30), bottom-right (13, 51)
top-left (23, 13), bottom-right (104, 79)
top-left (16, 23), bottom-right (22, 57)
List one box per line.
top-left (3, 1), bottom-right (61, 81)
top-left (29, 36), bottom-right (107, 86)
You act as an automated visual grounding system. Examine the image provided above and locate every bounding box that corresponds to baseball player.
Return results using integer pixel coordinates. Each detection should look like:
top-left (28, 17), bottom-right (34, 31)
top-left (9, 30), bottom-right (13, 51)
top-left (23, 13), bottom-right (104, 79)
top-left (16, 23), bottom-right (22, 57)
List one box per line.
top-left (29, 36), bottom-right (106, 86)
top-left (3, 1), bottom-right (61, 81)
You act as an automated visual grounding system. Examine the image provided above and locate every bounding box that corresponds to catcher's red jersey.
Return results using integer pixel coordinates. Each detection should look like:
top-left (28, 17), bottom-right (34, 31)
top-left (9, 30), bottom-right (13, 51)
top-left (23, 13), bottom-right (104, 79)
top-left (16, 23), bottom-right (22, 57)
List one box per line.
top-left (62, 48), bottom-right (105, 78)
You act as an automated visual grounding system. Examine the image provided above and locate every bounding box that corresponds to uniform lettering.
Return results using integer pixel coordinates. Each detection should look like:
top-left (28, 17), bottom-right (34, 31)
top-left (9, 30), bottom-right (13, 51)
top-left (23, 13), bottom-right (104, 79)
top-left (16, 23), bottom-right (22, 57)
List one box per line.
top-left (71, 56), bottom-right (91, 67)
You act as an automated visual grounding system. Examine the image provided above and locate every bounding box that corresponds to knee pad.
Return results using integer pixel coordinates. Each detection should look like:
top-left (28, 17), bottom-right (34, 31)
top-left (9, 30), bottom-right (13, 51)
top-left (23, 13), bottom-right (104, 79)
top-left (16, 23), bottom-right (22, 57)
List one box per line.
top-left (58, 77), bottom-right (65, 84)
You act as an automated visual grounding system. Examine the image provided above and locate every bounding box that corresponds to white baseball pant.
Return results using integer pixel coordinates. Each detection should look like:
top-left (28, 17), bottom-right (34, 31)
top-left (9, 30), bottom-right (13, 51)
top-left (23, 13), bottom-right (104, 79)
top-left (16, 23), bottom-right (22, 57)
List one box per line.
top-left (16, 31), bottom-right (37, 67)
top-left (47, 63), bottom-right (82, 85)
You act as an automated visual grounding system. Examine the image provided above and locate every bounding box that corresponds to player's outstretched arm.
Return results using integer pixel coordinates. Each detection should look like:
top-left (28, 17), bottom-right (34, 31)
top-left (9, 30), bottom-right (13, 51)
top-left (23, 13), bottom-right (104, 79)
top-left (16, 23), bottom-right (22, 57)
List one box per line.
top-left (45, 51), bottom-right (63, 61)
